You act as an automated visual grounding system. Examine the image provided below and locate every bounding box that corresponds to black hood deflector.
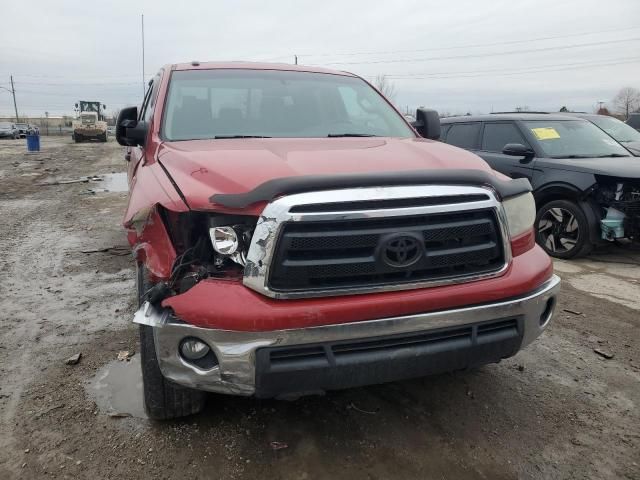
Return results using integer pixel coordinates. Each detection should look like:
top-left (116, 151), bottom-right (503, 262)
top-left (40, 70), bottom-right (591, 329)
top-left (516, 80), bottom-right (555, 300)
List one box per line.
top-left (210, 169), bottom-right (532, 208)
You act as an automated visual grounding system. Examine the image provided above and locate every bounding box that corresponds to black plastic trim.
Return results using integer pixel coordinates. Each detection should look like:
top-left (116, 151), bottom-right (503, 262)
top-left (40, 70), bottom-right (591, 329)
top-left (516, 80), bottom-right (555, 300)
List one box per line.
top-left (254, 317), bottom-right (523, 398)
top-left (210, 169), bottom-right (532, 208)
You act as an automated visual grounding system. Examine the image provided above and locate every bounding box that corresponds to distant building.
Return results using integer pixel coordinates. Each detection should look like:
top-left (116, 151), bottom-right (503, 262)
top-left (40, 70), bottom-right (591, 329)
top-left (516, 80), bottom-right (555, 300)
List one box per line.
top-left (0, 115), bottom-right (72, 127)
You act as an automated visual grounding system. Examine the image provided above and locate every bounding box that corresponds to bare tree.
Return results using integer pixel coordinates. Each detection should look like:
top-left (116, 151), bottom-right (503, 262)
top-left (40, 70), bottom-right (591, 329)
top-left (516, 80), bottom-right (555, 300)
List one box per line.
top-left (374, 75), bottom-right (397, 102)
top-left (612, 87), bottom-right (640, 119)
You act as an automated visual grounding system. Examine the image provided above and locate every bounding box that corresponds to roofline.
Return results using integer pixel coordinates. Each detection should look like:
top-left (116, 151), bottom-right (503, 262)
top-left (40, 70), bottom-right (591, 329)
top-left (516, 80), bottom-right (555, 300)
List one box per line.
top-left (165, 61), bottom-right (358, 77)
top-left (441, 113), bottom-right (589, 122)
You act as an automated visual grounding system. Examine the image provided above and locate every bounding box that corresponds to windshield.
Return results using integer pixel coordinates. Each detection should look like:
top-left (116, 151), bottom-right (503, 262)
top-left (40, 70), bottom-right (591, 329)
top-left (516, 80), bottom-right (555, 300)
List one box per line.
top-left (0, 122), bottom-right (12, 128)
top-left (588, 115), bottom-right (640, 143)
top-left (162, 69), bottom-right (414, 140)
top-left (524, 120), bottom-right (630, 158)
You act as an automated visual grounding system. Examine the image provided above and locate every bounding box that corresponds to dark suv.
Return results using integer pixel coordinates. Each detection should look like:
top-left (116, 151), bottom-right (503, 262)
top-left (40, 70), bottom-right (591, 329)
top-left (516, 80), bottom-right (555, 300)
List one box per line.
top-left (440, 113), bottom-right (640, 258)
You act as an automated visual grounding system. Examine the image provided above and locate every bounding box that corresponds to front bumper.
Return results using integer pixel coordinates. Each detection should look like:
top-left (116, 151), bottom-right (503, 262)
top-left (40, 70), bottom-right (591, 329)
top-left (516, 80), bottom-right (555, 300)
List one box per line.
top-left (138, 275), bottom-right (560, 397)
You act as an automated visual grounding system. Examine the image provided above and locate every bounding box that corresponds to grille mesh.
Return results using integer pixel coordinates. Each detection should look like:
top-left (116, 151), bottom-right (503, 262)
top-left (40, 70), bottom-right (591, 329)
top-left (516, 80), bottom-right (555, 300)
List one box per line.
top-left (269, 207), bottom-right (505, 292)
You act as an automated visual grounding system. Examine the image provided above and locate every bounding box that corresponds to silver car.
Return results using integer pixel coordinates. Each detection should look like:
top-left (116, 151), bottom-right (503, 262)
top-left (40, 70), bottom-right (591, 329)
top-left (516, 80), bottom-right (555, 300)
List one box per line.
top-left (0, 122), bottom-right (19, 139)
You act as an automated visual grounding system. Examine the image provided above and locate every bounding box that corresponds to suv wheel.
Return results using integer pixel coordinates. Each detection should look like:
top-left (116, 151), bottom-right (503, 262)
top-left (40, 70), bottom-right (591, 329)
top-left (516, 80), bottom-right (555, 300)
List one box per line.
top-left (536, 200), bottom-right (592, 259)
top-left (137, 264), bottom-right (206, 420)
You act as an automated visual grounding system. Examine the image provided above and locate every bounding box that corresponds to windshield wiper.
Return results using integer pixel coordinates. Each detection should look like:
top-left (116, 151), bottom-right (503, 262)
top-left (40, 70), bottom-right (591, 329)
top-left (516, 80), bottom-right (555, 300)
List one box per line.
top-left (327, 133), bottom-right (378, 137)
top-left (213, 135), bottom-right (271, 139)
top-left (593, 153), bottom-right (630, 158)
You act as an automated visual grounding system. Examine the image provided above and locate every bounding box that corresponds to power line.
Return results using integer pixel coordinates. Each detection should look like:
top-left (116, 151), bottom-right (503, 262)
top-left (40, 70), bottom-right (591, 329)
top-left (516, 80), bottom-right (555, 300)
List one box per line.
top-left (316, 36), bottom-right (640, 66)
top-left (385, 58), bottom-right (639, 80)
top-left (385, 56), bottom-right (640, 79)
top-left (297, 25), bottom-right (640, 58)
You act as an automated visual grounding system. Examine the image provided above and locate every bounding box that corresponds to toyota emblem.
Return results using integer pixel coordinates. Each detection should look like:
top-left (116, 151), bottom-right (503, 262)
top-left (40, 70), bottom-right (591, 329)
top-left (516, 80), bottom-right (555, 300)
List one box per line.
top-left (380, 234), bottom-right (423, 268)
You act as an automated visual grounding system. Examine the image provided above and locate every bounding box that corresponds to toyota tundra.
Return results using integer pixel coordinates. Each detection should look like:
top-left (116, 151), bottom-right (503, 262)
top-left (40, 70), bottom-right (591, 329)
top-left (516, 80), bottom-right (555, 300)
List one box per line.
top-left (117, 62), bottom-right (560, 419)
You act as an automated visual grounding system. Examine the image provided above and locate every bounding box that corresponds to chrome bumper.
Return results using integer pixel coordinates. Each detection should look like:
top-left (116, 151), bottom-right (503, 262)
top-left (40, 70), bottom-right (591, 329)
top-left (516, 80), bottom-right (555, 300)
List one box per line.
top-left (137, 275), bottom-right (560, 396)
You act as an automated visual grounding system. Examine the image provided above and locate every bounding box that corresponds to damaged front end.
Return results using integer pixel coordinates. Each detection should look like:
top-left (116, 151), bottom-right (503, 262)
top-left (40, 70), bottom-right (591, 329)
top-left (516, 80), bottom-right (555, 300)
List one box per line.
top-left (592, 176), bottom-right (640, 241)
top-left (127, 206), bottom-right (258, 305)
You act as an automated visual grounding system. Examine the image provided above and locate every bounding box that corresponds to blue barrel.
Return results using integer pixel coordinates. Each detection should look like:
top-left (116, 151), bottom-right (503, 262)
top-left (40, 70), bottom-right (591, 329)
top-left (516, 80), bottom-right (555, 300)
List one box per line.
top-left (26, 134), bottom-right (40, 152)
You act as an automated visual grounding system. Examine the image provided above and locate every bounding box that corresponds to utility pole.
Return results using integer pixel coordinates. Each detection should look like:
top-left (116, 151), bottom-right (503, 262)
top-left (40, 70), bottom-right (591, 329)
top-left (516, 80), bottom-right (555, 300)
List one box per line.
top-left (10, 76), bottom-right (18, 122)
top-left (294, 55), bottom-right (298, 65)
top-left (141, 14), bottom-right (145, 96)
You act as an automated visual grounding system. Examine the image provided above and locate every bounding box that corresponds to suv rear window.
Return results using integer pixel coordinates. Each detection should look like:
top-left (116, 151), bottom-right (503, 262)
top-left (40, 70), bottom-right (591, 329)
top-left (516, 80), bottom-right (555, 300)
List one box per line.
top-left (162, 69), bottom-right (414, 140)
top-left (482, 122), bottom-right (527, 152)
top-left (445, 123), bottom-right (480, 149)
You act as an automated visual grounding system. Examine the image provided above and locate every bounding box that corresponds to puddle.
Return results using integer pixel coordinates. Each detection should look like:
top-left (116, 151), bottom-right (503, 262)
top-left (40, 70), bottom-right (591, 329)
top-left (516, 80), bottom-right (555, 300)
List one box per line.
top-left (89, 172), bottom-right (128, 193)
top-left (86, 355), bottom-right (147, 418)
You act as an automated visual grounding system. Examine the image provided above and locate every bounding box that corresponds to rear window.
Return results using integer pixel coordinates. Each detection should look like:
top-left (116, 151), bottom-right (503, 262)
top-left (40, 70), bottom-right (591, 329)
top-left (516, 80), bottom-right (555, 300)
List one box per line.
top-left (481, 122), bottom-right (528, 152)
top-left (162, 69), bottom-right (413, 140)
top-left (445, 123), bottom-right (481, 149)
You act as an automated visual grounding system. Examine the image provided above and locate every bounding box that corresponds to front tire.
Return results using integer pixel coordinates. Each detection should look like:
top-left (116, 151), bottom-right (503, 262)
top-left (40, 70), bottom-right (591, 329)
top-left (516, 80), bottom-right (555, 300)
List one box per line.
top-left (137, 264), bottom-right (206, 420)
top-left (536, 200), bottom-right (592, 259)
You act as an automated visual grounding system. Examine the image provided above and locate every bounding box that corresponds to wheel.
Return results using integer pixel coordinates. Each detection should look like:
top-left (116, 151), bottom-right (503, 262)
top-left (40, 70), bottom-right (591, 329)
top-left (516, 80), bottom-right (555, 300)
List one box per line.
top-left (137, 264), bottom-right (206, 420)
top-left (74, 134), bottom-right (81, 143)
top-left (99, 133), bottom-right (107, 142)
top-left (536, 200), bottom-right (593, 259)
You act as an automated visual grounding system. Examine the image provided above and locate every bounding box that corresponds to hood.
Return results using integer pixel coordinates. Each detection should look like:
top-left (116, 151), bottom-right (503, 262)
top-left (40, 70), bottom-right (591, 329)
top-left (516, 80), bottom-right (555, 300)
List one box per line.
top-left (622, 141), bottom-right (640, 157)
top-left (156, 137), bottom-right (496, 212)
top-left (537, 155), bottom-right (640, 179)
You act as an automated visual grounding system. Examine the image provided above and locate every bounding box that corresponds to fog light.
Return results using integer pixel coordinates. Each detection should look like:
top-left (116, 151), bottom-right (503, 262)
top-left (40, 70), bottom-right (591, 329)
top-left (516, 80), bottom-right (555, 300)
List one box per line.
top-left (180, 338), bottom-right (210, 360)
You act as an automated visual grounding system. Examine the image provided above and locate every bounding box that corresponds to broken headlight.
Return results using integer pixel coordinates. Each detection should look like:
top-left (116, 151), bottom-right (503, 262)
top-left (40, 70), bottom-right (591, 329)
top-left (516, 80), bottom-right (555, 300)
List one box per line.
top-left (502, 192), bottom-right (536, 238)
top-left (208, 217), bottom-right (256, 267)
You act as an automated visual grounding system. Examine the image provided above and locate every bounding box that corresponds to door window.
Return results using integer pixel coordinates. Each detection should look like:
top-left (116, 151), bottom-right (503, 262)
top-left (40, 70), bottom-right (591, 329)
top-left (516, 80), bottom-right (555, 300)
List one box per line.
top-left (482, 122), bottom-right (528, 152)
top-left (446, 123), bottom-right (481, 149)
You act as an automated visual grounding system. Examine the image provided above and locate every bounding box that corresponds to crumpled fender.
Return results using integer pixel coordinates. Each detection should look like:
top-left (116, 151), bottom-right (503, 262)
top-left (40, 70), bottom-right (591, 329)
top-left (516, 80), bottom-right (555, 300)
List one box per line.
top-left (123, 153), bottom-right (187, 281)
top-left (126, 207), bottom-right (176, 281)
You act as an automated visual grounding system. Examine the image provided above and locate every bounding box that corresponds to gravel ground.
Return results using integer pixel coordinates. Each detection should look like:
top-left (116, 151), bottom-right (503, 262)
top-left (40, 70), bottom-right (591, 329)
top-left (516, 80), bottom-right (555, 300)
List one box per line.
top-left (0, 137), bottom-right (638, 480)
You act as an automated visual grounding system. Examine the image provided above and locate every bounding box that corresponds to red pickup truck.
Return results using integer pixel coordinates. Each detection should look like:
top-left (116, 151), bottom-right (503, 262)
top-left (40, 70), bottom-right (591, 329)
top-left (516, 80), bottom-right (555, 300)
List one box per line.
top-left (117, 62), bottom-right (560, 420)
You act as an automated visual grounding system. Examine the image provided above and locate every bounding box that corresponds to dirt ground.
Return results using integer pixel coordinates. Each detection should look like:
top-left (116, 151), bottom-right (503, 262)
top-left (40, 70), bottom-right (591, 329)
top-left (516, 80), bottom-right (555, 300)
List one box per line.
top-left (0, 137), bottom-right (638, 480)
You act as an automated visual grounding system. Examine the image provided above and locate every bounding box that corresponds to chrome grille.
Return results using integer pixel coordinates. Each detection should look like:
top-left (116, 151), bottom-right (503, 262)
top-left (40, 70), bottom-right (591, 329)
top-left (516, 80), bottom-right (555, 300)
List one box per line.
top-left (243, 185), bottom-right (511, 299)
top-left (270, 209), bottom-right (503, 291)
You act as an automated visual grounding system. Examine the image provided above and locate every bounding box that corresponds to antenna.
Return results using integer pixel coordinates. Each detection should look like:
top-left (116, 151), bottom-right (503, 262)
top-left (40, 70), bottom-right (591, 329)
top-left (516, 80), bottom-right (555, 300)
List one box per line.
top-left (141, 14), bottom-right (145, 96)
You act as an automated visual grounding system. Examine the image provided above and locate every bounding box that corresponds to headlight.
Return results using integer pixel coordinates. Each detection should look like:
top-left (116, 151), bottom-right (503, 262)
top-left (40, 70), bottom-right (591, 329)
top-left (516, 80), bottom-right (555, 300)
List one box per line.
top-left (502, 192), bottom-right (536, 237)
top-left (208, 223), bottom-right (254, 267)
top-left (210, 226), bottom-right (239, 255)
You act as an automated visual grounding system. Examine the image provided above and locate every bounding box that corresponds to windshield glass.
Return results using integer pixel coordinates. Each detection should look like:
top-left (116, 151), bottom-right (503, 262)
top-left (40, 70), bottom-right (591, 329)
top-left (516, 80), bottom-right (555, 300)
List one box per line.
top-left (524, 120), bottom-right (630, 158)
top-left (589, 115), bottom-right (640, 143)
top-left (162, 69), bottom-right (414, 140)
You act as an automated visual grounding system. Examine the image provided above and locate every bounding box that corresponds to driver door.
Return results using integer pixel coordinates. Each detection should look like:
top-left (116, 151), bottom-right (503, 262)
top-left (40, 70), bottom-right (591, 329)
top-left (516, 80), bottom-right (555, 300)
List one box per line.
top-left (476, 122), bottom-right (535, 182)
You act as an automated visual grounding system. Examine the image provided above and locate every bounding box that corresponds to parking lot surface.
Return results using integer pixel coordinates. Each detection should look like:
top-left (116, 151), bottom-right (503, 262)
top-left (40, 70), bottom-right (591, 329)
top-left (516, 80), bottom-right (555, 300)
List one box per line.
top-left (0, 137), bottom-right (638, 479)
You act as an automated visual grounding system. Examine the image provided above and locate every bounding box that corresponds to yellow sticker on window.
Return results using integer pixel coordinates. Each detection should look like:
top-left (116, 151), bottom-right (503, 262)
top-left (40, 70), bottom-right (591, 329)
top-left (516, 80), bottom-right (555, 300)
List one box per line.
top-left (531, 127), bottom-right (560, 140)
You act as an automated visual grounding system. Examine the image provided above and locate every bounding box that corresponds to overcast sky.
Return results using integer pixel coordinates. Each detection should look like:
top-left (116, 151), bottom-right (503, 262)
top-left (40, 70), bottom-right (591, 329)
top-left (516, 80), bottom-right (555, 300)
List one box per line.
top-left (1, 0), bottom-right (639, 117)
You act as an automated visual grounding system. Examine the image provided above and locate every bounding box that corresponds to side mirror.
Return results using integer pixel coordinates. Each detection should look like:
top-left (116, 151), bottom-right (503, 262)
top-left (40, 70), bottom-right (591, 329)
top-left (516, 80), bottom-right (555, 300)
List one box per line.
top-left (502, 143), bottom-right (534, 159)
top-left (412, 108), bottom-right (441, 140)
top-left (116, 106), bottom-right (147, 147)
